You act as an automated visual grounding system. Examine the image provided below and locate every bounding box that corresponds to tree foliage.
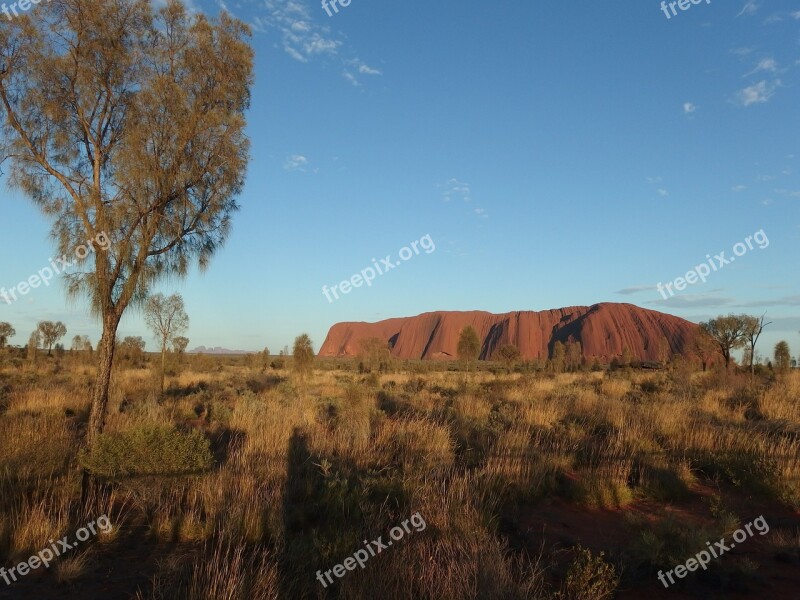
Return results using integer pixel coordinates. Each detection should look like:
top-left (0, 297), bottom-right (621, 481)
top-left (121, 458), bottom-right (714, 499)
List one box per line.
top-left (36, 321), bottom-right (67, 355)
top-left (0, 322), bottom-right (14, 348)
top-left (494, 343), bottom-right (521, 367)
top-left (358, 337), bottom-right (391, 372)
top-left (145, 293), bottom-right (189, 392)
top-left (293, 334), bottom-right (315, 377)
top-left (457, 326), bottom-right (481, 367)
top-left (774, 341), bottom-right (791, 372)
top-left (700, 315), bottom-right (749, 370)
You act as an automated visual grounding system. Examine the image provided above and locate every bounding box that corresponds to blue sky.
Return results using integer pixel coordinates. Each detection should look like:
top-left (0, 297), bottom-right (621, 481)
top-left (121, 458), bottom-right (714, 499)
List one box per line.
top-left (1, 0), bottom-right (799, 360)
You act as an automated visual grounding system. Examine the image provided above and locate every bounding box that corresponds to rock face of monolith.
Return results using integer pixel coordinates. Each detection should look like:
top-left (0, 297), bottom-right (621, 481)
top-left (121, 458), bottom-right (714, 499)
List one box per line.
top-left (318, 303), bottom-right (697, 361)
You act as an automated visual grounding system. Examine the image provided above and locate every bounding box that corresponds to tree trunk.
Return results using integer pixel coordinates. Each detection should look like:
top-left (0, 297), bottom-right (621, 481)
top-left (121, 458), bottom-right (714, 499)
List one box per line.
top-left (160, 345), bottom-right (166, 394)
top-left (88, 311), bottom-right (121, 445)
top-left (83, 310), bottom-right (121, 507)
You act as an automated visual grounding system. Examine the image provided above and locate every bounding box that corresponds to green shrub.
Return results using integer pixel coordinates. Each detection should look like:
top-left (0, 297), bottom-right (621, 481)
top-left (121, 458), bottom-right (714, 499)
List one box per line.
top-left (81, 425), bottom-right (213, 477)
top-left (557, 545), bottom-right (619, 600)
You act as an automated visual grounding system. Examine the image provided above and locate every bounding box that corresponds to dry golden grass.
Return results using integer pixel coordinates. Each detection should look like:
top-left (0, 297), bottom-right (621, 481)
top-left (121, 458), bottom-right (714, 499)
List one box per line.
top-left (1, 356), bottom-right (798, 598)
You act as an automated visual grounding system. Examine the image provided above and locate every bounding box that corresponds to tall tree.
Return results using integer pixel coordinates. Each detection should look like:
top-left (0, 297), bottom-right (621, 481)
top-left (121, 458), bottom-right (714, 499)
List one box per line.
top-left (0, 0), bottom-right (254, 442)
top-left (0, 322), bottom-right (14, 348)
top-left (457, 326), bottom-right (481, 370)
top-left (145, 293), bottom-right (189, 393)
top-left (743, 314), bottom-right (771, 376)
top-left (700, 316), bottom-right (748, 370)
top-left (774, 341), bottom-right (791, 372)
top-left (36, 321), bottom-right (67, 355)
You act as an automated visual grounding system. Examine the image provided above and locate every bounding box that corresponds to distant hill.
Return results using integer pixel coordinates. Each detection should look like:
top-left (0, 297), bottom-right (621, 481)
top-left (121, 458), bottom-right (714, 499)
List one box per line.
top-left (189, 346), bottom-right (255, 355)
top-left (319, 303), bottom-right (699, 362)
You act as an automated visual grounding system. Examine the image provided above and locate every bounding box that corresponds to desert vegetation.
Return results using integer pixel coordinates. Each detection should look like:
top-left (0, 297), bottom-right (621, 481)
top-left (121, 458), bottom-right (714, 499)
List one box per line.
top-left (0, 342), bottom-right (798, 598)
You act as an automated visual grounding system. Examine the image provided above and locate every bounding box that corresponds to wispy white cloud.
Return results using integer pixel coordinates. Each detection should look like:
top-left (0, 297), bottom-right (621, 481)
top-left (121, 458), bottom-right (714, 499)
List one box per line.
top-left (357, 63), bottom-right (382, 76)
top-left (657, 188), bottom-right (669, 197)
top-left (254, 1), bottom-right (381, 86)
top-left (744, 57), bottom-right (777, 76)
top-left (735, 295), bottom-right (800, 307)
top-left (441, 179), bottom-right (472, 203)
top-left (341, 59), bottom-right (382, 86)
top-left (736, 1), bottom-right (759, 18)
top-left (736, 80), bottom-right (780, 106)
top-left (683, 102), bottom-right (697, 114)
top-left (441, 179), bottom-right (489, 218)
top-left (615, 285), bottom-right (653, 296)
top-left (284, 154), bottom-right (309, 171)
top-left (732, 184), bottom-right (747, 192)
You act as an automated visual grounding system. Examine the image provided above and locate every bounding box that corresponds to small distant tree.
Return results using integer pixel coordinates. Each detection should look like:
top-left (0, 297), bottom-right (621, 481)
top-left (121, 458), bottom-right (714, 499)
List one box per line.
top-left (700, 316), bottom-right (748, 371)
top-left (658, 336), bottom-right (671, 366)
top-left (173, 336), bottom-right (190, 355)
top-left (692, 328), bottom-right (717, 372)
top-left (27, 331), bottom-right (40, 364)
top-left (457, 326), bottom-right (481, 371)
top-left (620, 346), bottom-right (633, 367)
top-left (37, 321), bottom-right (67, 356)
top-left (293, 334), bottom-right (315, 378)
top-left (551, 341), bottom-right (566, 373)
top-left (145, 293), bottom-right (189, 393)
top-left (774, 341), bottom-right (791, 373)
top-left (565, 341), bottom-right (583, 372)
top-left (0, 322), bottom-right (15, 349)
top-left (119, 337), bottom-right (146, 365)
top-left (255, 346), bottom-right (270, 372)
top-left (743, 314), bottom-right (771, 376)
top-left (495, 343), bottom-right (521, 368)
top-left (358, 337), bottom-right (391, 372)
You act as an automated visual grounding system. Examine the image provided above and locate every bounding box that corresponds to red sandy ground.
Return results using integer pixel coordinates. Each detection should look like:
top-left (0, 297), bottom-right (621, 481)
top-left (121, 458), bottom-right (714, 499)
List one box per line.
top-left (508, 481), bottom-right (800, 599)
